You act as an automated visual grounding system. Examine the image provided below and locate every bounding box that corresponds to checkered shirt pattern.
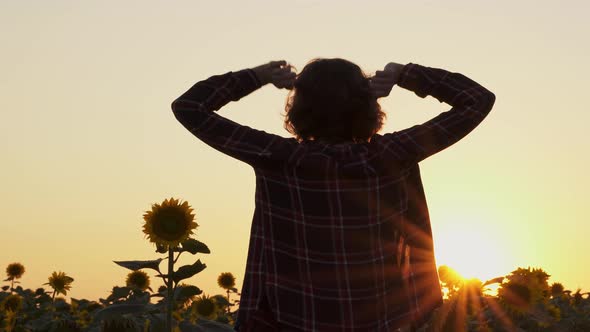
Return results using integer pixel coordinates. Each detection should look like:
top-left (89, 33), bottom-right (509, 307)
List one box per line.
top-left (171, 63), bottom-right (495, 331)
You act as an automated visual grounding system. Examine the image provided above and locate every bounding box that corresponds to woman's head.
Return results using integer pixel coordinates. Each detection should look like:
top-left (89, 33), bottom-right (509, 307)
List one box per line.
top-left (284, 58), bottom-right (384, 142)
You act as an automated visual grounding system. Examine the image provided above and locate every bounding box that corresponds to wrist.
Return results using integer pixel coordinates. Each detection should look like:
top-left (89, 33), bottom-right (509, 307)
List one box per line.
top-left (251, 66), bottom-right (270, 86)
top-left (397, 63), bottom-right (418, 87)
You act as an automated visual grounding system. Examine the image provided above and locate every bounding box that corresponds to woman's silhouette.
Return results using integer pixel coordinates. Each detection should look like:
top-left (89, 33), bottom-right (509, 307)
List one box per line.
top-left (172, 58), bottom-right (495, 331)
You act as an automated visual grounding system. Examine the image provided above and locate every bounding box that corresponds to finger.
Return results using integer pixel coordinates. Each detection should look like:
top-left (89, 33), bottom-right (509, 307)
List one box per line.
top-left (369, 83), bottom-right (392, 95)
top-left (373, 72), bottom-right (395, 81)
top-left (274, 71), bottom-right (297, 80)
top-left (272, 75), bottom-right (296, 87)
top-left (269, 60), bottom-right (287, 68)
top-left (369, 77), bottom-right (394, 84)
top-left (369, 82), bottom-right (393, 91)
top-left (384, 62), bottom-right (403, 72)
top-left (374, 70), bottom-right (389, 77)
top-left (271, 66), bottom-right (295, 75)
top-left (275, 77), bottom-right (296, 89)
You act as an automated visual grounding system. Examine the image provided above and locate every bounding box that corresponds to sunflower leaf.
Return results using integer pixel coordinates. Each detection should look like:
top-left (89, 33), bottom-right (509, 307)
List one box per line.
top-left (172, 260), bottom-right (207, 283)
top-left (94, 303), bottom-right (152, 321)
top-left (176, 239), bottom-right (211, 255)
top-left (104, 286), bottom-right (132, 302)
top-left (113, 259), bottom-right (163, 272)
top-left (174, 285), bottom-right (202, 302)
top-left (483, 276), bottom-right (505, 286)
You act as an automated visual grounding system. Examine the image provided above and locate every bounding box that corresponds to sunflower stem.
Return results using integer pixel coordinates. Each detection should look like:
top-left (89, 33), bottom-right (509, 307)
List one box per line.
top-left (226, 289), bottom-right (231, 314)
top-left (166, 247), bottom-right (174, 332)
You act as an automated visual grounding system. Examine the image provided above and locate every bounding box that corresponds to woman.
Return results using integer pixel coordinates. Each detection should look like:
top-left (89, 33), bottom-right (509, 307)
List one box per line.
top-left (172, 58), bottom-right (495, 331)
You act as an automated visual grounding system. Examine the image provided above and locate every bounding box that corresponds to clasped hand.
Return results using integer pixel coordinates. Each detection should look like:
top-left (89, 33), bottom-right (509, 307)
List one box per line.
top-left (252, 60), bottom-right (405, 98)
top-left (252, 60), bottom-right (296, 90)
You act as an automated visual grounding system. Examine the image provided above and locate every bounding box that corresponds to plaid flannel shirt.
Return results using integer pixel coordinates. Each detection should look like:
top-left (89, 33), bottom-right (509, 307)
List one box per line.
top-left (172, 63), bottom-right (495, 331)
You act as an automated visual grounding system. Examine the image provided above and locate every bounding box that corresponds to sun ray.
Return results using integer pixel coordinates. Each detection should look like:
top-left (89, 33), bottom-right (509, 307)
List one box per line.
top-left (484, 297), bottom-right (516, 331)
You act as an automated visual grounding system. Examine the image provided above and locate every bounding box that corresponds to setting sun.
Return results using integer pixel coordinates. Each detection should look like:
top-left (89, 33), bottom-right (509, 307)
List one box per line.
top-left (433, 217), bottom-right (514, 283)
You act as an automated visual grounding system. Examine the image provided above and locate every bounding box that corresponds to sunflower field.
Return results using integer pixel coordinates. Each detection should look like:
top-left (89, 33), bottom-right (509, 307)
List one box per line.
top-left (2, 198), bottom-right (589, 331)
top-left (1, 198), bottom-right (239, 332)
top-left (422, 266), bottom-right (590, 332)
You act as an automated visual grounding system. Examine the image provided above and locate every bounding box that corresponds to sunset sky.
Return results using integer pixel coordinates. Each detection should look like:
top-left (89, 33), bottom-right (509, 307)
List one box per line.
top-left (1, 1), bottom-right (589, 301)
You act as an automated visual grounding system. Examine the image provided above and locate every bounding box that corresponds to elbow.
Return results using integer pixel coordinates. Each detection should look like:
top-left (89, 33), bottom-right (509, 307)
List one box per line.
top-left (171, 98), bottom-right (186, 125)
top-left (480, 89), bottom-right (496, 114)
top-left (486, 90), bottom-right (496, 111)
top-left (171, 98), bottom-right (180, 114)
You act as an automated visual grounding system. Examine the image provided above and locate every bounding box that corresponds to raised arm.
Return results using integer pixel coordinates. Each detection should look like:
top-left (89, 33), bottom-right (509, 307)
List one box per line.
top-left (371, 63), bottom-right (496, 164)
top-left (171, 61), bottom-right (297, 168)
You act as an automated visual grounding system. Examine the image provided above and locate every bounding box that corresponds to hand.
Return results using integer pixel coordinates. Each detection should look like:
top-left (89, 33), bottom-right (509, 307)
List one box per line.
top-left (252, 60), bottom-right (296, 90)
top-left (369, 62), bottom-right (405, 98)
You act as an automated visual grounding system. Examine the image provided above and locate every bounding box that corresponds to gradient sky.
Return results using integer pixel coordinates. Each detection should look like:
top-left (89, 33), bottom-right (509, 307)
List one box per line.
top-left (1, 1), bottom-right (589, 301)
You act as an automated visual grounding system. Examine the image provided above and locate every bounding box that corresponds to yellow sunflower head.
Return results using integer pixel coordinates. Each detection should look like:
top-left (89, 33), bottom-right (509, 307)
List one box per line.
top-left (217, 272), bottom-right (236, 290)
top-left (142, 197), bottom-right (198, 248)
top-left (5, 262), bottom-right (25, 280)
top-left (46, 271), bottom-right (74, 296)
top-left (1, 294), bottom-right (23, 312)
top-left (192, 294), bottom-right (217, 319)
top-left (125, 270), bottom-right (150, 291)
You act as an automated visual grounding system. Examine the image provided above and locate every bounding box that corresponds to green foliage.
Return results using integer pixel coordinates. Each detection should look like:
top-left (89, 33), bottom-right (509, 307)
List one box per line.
top-left (0, 267), bottom-right (237, 331)
top-left (172, 260), bottom-right (207, 284)
top-left (176, 239), bottom-right (211, 255)
top-left (113, 259), bottom-right (164, 273)
top-left (2, 262), bottom-right (589, 331)
top-left (428, 266), bottom-right (590, 331)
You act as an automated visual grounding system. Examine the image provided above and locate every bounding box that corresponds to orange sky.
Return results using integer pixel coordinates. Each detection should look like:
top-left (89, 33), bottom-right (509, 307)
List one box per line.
top-left (1, 1), bottom-right (589, 301)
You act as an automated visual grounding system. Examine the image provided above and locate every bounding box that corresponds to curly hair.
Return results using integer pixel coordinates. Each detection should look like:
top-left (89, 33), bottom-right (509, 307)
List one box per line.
top-left (284, 58), bottom-right (385, 142)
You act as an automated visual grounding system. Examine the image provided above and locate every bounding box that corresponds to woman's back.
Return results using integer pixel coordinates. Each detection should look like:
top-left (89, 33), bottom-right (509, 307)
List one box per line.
top-left (246, 138), bottom-right (416, 330)
top-left (171, 58), bottom-right (495, 331)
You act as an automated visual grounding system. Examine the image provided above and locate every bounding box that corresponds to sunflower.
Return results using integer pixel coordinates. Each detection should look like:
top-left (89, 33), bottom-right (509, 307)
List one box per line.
top-left (125, 270), bottom-right (150, 291)
top-left (217, 272), bottom-right (236, 290)
top-left (498, 267), bottom-right (550, 315)
top-left (142, 197), bottom-right (198, 248)
top-left (192, 294), bottom-right (217, 319)
top-left (1, 294), bottom-right (23, 312)
top-left (46, 271), bottom-right (74, 296)
top-left (5, 262), bottom-right (25, 280)
top-left (499, 282), bottom-right (533, 314)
